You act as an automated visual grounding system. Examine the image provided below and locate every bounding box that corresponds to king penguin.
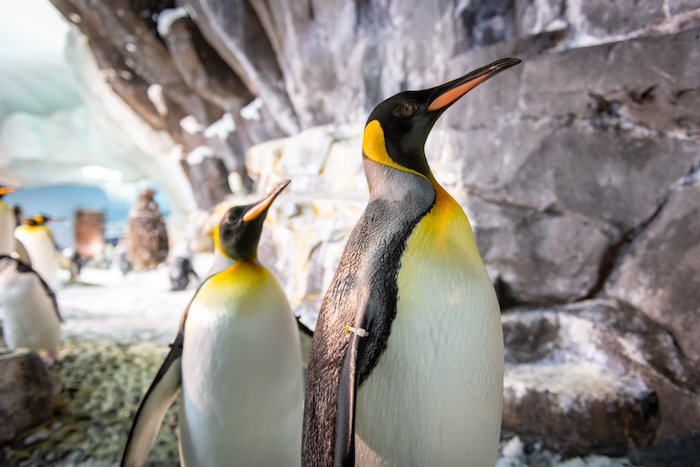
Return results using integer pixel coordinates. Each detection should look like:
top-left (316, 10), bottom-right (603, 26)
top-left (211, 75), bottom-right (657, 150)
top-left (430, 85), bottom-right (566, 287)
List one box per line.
top-left (302, 58), bottom-right (522, 467)
top-left (14, 214), bottom-right (62, 288)
top-left (121, 180), bottom-right (305, 467)
top-left (0, 255), bottom-right (62, 363)
top-left (0, 187), bottom-right (17, 255)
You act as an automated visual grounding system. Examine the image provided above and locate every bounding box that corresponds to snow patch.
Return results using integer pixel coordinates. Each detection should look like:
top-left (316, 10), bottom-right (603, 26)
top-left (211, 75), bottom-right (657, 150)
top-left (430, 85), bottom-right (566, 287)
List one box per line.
top-left (241, 97), bottom-right (263, 121)
top-left (180, 115), bottom-right (205, 134)
top-left (186, 146), bottom-right (214, 165)
top-left (502, 436), bottom-right (525, 458)
top-left (156, 7), bottom-right (190, 37)
top-left (147, 84), bottom-right (168, 116)
top-left (204, 112), bottom-right (236, 140)
top-left (81, 165), bottom-right (123, 182)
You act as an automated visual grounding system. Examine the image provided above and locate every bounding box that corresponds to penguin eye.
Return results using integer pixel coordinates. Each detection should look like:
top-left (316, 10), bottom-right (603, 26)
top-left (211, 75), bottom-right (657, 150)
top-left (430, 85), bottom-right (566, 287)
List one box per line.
top-left (226, 207), bottom-right (243, 222)
top-left (395, 102), bottom-right (418, 117)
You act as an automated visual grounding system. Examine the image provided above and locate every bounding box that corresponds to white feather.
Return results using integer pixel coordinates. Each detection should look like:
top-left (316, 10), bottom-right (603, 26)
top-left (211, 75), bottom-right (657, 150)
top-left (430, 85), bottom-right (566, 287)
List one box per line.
top-left (355, 198), bottom-right (504, 466)
top-left (179, 266), bottom-right (304, 466)
top-left (0, 202), bottom-right (15, 255)
top-left (0, 260), bottom-right (60, 353)
top-left (14, 227), bottom-right (60, 288)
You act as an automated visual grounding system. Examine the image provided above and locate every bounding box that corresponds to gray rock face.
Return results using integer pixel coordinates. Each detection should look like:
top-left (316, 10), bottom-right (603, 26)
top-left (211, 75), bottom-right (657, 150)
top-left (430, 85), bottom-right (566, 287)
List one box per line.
top-left (608, 182), bottom-right (700, 369)
top-left (0, 352), bottom-right (54, 444)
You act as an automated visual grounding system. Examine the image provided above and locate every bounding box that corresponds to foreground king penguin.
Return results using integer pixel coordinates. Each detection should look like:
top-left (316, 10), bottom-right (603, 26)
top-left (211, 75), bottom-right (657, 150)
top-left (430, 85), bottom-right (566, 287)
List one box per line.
top-left (303, 58), bottom-right (522, 466)
top-left (122, 180), bottom-right (304, 467)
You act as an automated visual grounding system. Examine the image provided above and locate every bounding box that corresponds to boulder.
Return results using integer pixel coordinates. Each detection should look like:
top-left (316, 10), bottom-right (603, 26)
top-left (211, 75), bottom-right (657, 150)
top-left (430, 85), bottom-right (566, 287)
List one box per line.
top-left (502, 299), bottom-right (700, 454)
top-left (470, 195), bottom-right (618, 304)
top-left (503, 363), bottom-right (658, 457)
top-left (0, 352), bottom-right (54, 444)
top-left (608, 182), bottom-right (700, 369)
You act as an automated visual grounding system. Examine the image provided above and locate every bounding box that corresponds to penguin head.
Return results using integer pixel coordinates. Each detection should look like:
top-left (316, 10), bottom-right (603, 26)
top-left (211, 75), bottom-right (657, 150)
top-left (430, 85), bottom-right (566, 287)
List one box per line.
top-left (363, 58), bottom-right (522, 179)
top-left (28, 214), bottom-right (57, 226)
top-left (216, 180), bottom-right (290, 261)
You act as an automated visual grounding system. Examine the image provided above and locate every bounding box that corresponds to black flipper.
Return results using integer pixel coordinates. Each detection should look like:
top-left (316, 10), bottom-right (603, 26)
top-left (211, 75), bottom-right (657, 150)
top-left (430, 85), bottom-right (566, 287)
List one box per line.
top-left (121, 276), bottom-right (211, 467)
top-left (335, 330), bottom-right (362, 467)
top-left (121, 331), bottom-right (183, 467)
top-left (0, 255), bottom-right (62, 323)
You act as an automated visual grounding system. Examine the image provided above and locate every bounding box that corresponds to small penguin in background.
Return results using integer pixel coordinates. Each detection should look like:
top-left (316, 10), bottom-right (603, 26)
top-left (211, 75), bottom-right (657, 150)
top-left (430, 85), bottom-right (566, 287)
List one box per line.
top-left (128, 189), bottom-right (169, 270)
top-left (14, 215), bottom-right (62, 288)
top-left (0, 187), bottom-right (17, 255)
top-left (121, 180), bottom-right (304, 467)
top-left (12, 206), bottom-right (32, 265)
top-left (169, 257), bottom-right (199, 291)
top-left (0, 255), bottom-right (62, 364)
top-left (303, 58), bottom-right (521, 467)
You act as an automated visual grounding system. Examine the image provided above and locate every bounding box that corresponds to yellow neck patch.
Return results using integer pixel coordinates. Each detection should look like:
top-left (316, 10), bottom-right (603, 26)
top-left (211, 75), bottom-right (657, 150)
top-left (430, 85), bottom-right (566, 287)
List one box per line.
top-left (197, 259), bottom-right (270, 314)
top-left (213, 222), bottom-right (236, 259)
top-left (362, 120), bottom-right (427, 180)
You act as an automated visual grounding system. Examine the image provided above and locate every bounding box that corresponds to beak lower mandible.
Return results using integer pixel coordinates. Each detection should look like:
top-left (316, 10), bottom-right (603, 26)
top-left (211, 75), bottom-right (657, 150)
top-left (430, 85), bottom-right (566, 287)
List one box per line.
top-left (242, 179), bottom-right (291, 222)
top-left (428, 57), bottom-right (522, 111)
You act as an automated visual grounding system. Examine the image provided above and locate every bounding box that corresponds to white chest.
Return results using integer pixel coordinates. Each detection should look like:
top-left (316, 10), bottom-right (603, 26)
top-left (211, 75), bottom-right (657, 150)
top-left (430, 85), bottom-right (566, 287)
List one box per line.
top-left (1, 274), bottom-right (60, 351)
top-left (355, 206), bottom-right (504, 466)
top-left (178, 271), bottom-right (303, 467)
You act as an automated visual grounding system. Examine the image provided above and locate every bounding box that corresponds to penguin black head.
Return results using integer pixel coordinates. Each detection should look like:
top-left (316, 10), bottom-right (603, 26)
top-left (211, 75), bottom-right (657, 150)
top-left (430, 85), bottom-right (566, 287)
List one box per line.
top-left (216, 179), bottom-right (290, 261)
top-left (363, 58), bottom-right (522, 179)
top-left (25, 214), bottom-right (53, 227)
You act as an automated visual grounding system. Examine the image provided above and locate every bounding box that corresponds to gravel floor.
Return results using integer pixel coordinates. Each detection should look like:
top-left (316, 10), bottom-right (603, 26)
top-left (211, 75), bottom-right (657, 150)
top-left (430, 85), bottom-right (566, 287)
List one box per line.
top-left (2, 336), bottom-right (179, 467)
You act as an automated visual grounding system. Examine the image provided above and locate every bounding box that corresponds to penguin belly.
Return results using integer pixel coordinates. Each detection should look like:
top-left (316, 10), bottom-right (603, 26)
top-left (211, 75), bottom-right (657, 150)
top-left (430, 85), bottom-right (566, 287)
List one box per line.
top-left (0, 274), bottom-right (61, 352)
top-left (14, 227), bottom-right (59, 287)
top-left (0, 205), bottom-right (15, 255)
top-left (355, 191), bottom-right (503, 467)
top-left (179, 263), bottom-right (303, 467)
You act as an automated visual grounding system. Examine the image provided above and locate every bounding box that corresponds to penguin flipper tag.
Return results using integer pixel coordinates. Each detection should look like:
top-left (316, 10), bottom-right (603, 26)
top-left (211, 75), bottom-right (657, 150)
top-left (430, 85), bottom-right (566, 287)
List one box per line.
top-left (121, 331), bottom-right (184, 467)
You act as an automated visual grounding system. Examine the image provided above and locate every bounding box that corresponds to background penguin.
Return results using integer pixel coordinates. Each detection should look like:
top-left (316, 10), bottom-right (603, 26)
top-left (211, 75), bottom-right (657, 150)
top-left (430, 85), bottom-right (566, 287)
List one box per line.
top-left (14, 214), bottom-right (62, 288)
top-left (11, 205), bottom-right (32, 265)
top-left (0, 187), bottom-right (16, 255)
top-left (169, 257), bottom-right (199, 291)
top-left (302, 58), bottom-right (522, 467)
top-left (128, 188), bottom-right (169, 270)
top-left (0, 255), bottom-right (62, 363)
top-left (121, 180), bottom-right (304, 467)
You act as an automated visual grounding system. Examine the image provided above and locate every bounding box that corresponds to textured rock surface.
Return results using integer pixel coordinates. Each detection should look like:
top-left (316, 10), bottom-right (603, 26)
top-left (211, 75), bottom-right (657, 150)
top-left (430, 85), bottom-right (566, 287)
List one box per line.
top-left (502, 299), bottom-right (700, 449)
top-left (503, 363), bottom-right (658, 457)
top-left (0, 352), bottom-right (55, 444)
top-left (608, 182), bottom-right (700, 369)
